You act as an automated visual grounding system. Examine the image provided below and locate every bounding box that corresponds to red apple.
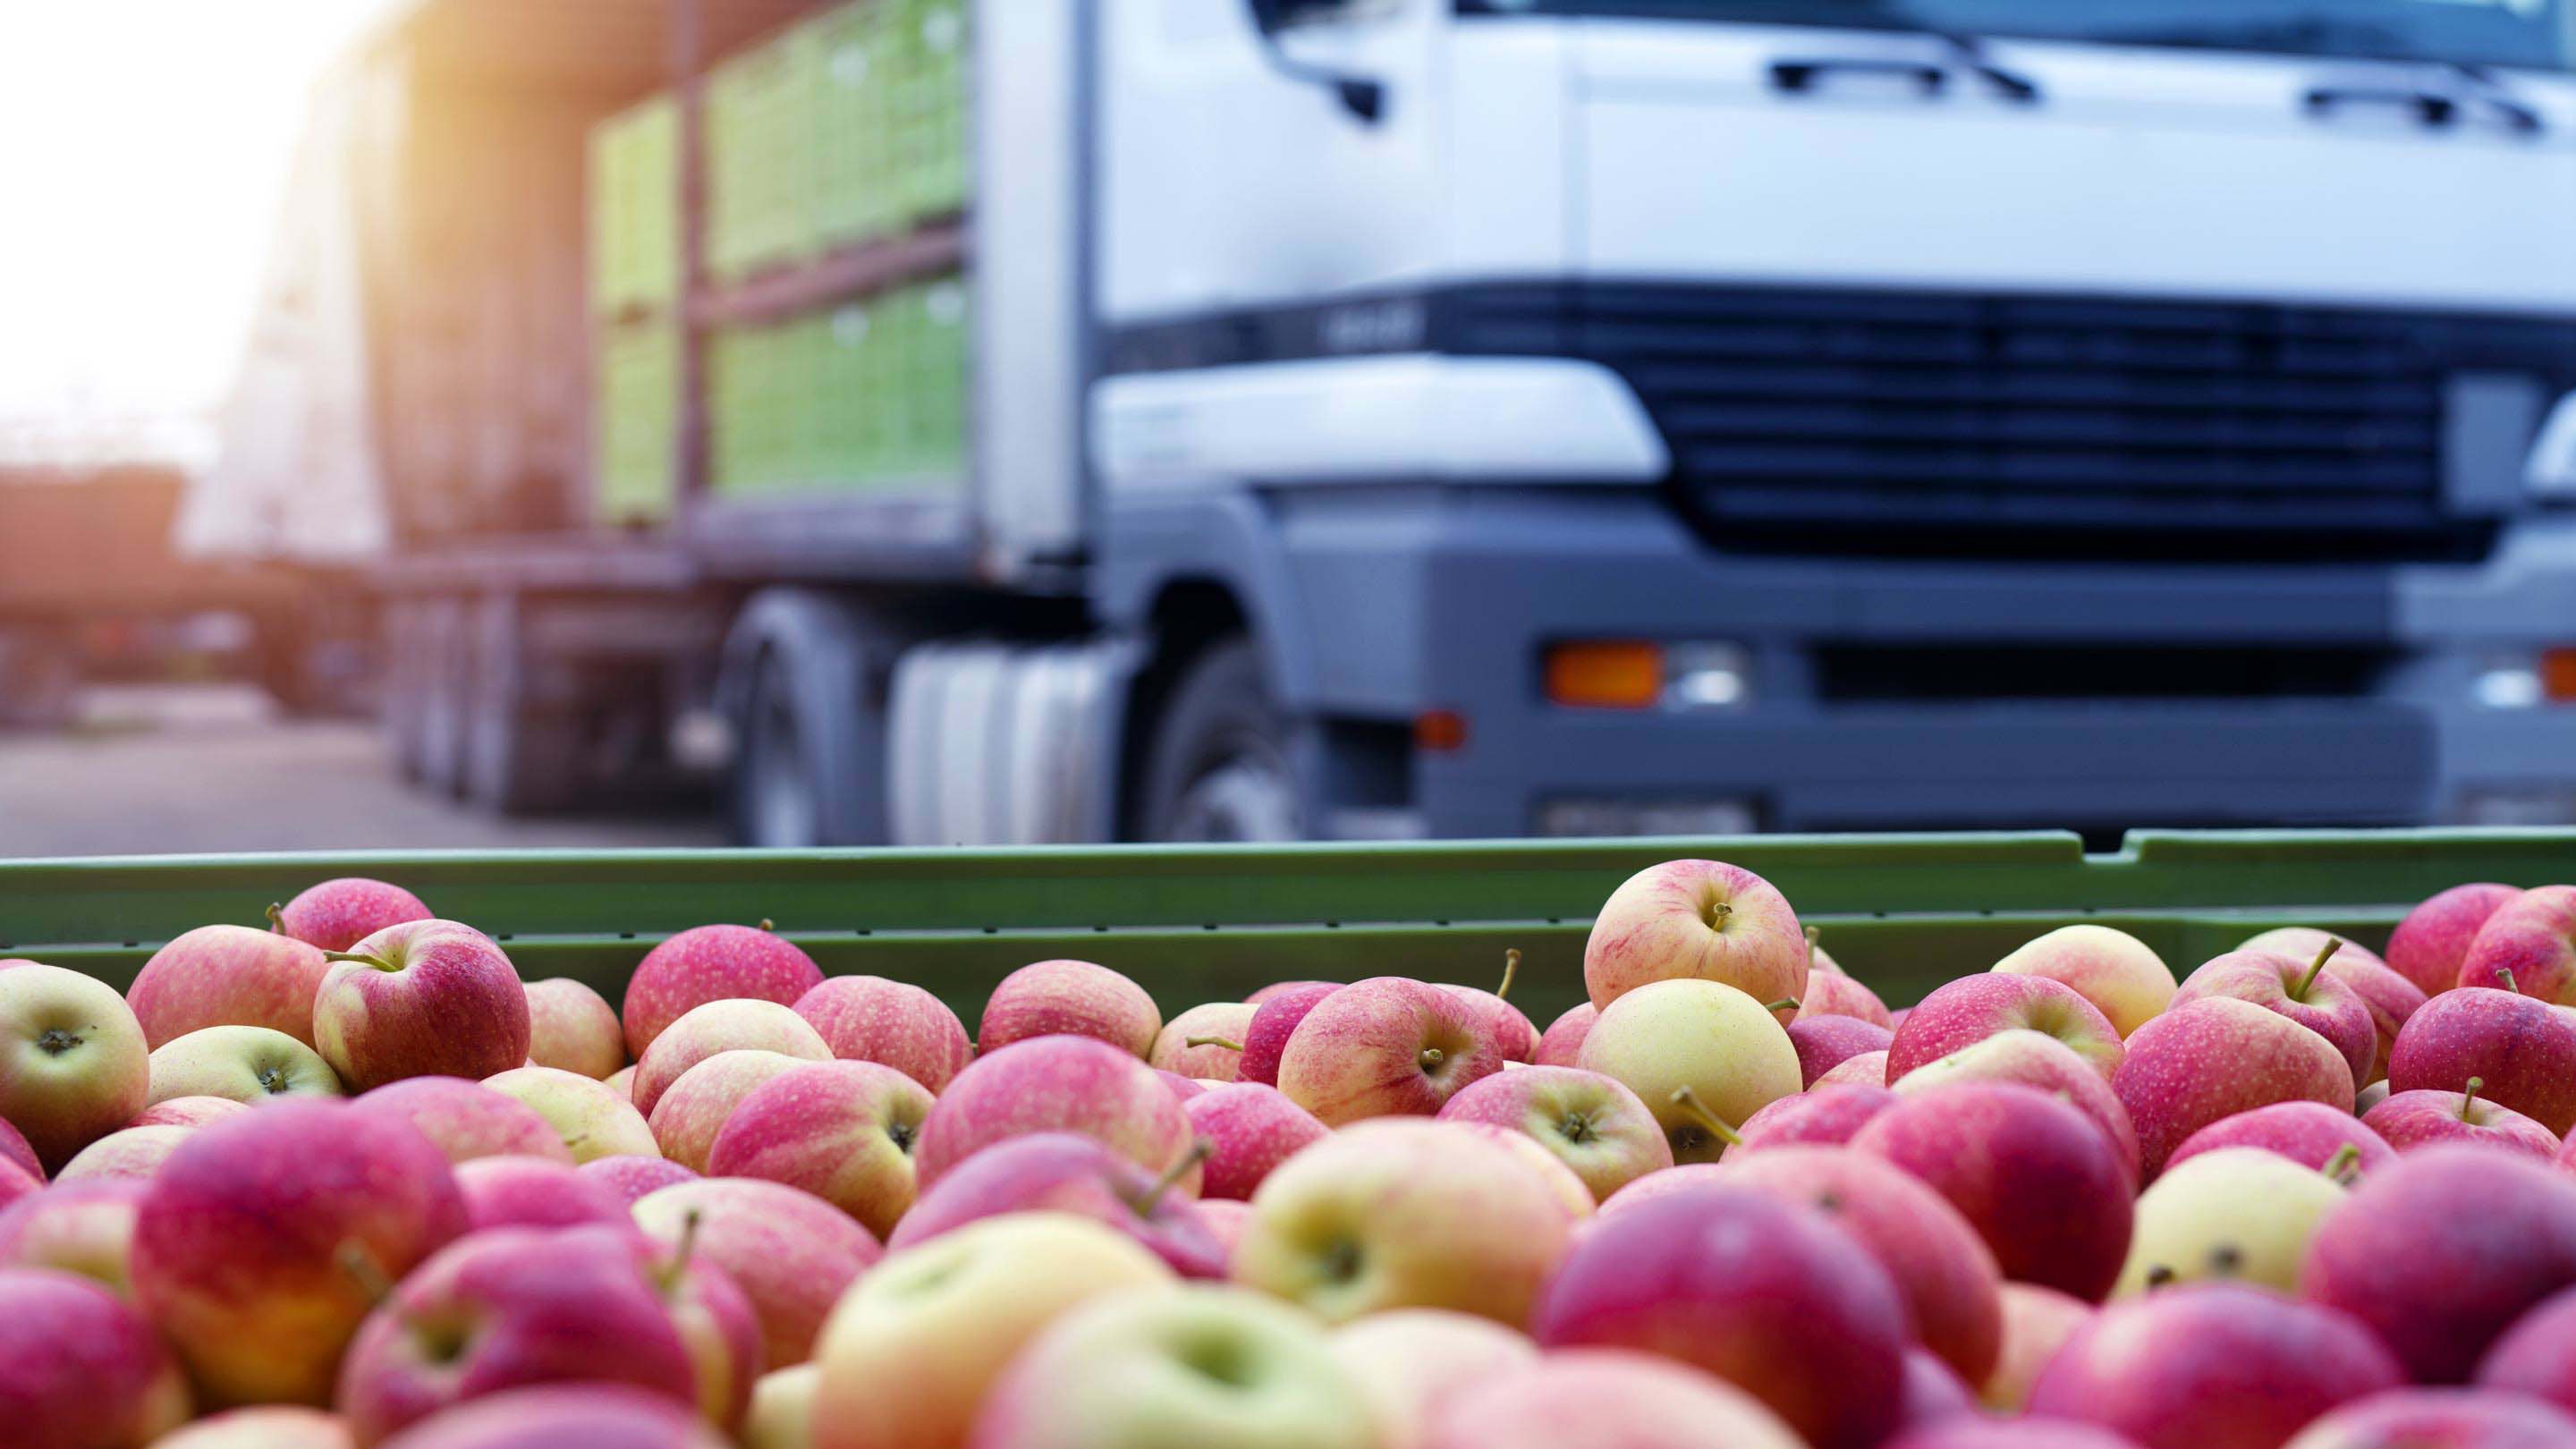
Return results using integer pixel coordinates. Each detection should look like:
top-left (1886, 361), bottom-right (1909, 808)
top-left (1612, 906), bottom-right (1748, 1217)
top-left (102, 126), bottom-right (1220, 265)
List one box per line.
top-left (2241, 928), bottom-right (2426, 1085)
top-left (1582, 860), bottom-right (1809, 1019)
top-left (1734, 1083), bottom-right (1895, 1152)
top-left (0, 1177), bottom-right (146, 1295)
top-left (1275, 978), bottom-right (1504, 1126)
top-left (1237, 982), bottom-right (1341, 1088)
top-left (453, 1157), bottom-right (630, 1231)
top-left (792, 976), bottom-right (973, 1095)
top-left (2386, 882), bottom-right (2522, 996)
top-left (622, 924), bottom-right (824, 1060)
top-left (2174, 943), bottom-right (2376, 1092)
top-left (2284, 1389), bottom-right (2576, 1449)
top-left (1436, 1065), bottom-right (1670, 1203)
top-left (365, 1385), bottom-right (733, 1449)
top-left (1532, 1003), bottom-right (1596, 1067)
top-left (648, 1049), bottom-right (818, 1174)
top-left (2114, 997), bottom-right (2356, 1180)
top-left (1798, 969), bottom-right (1895, 1030)
top-left (1418, 1348), bottom-right (1808, 1449)
top-left (521, 979), bottom-right (624, 1080)
top-left (1991, 924), bottom-right (2175, 1039)
top-left (1148, 1002), bottom-right (1256, 1081)
top-left (1983, 1282), bottom-right (2094, 1412)
top-left (1888, 1421), bottom-right (2143, 1449)
top-left (273, 877), bottom-right (431, 953)
top-left (2458, 886), bottom-right (2576, 1000)
top-left (2386, 986), bottom-right (2576, 1136)
top-left (0, 963), bottom-right (152, 1172)
top-left (314, 921), bottom-right (530, 1091)
top-left (1891, 1029), bottom-right (2141, 1182)
top-left (884, 1131), bottom-right (1224, 1278)
top-left (1531, 1184), bottom-right (1908, 1449)
top-left (2365, 1082), bottom-right (2558, 1161)
top-left (0, 1266), bottom-right (192, 1448)
top-left (633, 1177), bottom-right (884, 1369)
top-left (977, 960), bottom-right (1161, 1058)
top-left (914, 1034), bottom-right (1199, 1191)
top-left (2476, 1284), bottom-right (2576, 1414)
top-left (2027, 1284), bottom-right (2402, 1449)
top-left (576, 1155), bottom-right (699, 1206)
top-left (354, 1077), bottom-right (573, 1165)
top-left (705, 1059), bottom-right (933, 1239)
top-left (631, 999), bottom-right (831, 1117)
top-left (1157, 1069), bottom-right (1208, 1102)
top-left (1186, 1082), bottom-right (1329, 1201)
top-left (1248, 979), bottom-right (1339, 1006)
top-left (2165, 1100), bottom-right (2397, 1179)
top-left (1853, 1081), bottom-right (2134, 1301)
top-left (1816, 1050), bottom-right (1889, 1088)
top-left (2303, 1145), bottom-right (2576, 1383)
top-left (1444, 950), bottom-right (1540, 1062)
top-left (1788, 1016), bottom-right (1894, 1087)
top-left (127, 925), bottom-right (332, 1047)
top-left (1890, 974), bottom-right (2123, 1084)
top-left (1893, 1348), bottom-right (1980, 1436)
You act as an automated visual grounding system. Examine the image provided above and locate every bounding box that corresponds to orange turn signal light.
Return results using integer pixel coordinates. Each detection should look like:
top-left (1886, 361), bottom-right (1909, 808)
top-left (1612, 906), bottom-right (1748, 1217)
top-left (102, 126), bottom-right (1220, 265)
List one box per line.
top-left (1545, 641), bottom-right (1664, 710)
top-left (2544, 648), bottom-right (2576, 704)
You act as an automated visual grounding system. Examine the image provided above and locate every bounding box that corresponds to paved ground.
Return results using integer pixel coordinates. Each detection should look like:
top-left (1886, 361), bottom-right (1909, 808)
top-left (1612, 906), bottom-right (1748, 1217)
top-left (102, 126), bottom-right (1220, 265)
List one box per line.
top-left (0, 685), bottom-right (724, 858)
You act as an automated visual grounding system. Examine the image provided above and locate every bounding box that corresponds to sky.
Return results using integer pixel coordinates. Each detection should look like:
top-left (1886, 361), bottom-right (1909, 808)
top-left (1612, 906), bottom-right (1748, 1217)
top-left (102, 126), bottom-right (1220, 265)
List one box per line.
top-left (0, 1), bottom-right (396, 464)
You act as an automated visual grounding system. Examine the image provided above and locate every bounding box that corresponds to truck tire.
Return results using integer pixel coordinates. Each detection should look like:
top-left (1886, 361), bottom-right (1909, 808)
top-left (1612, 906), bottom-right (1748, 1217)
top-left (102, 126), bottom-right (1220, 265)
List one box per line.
top-left (462, 595), bottom-right (582, 815)
top-left (414, 599), bottom-right (473, 799)
top-left (721, 589), bottom-right (890, 848)
top-left (1138, 638), bottom-right (1302, 843)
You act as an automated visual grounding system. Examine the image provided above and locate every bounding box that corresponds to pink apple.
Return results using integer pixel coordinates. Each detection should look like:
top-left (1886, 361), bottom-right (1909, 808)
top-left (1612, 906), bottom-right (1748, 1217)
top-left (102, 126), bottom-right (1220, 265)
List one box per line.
top-left (478, 1065), bottom-right (658, 1164)
top-left (130, 1098), bottom-right (468, 1404)
top-left (1196, 1197), bottom-right (1252, 1262)
top-left (2174, 944), bottom-right (2376, 1092)
top-left (0, 1114), bottom-right (37, 1180)
top-left (2366, 1083), bottom-right (2558, 1161)
top-left (2238, 930), bottom-right (2427, 1086)
top-left (366, 1385), bottom-right (731, 1449)
top-left (2477, 1284), bottom-right (2576, 1413)
top-left (1854, 1081), bottom-right (2134, 1301)
top-left (1436, 1065), bottom-right (1671, 1203)
top-left (2303, 1145), bottom-right (2576, 1383)
top-left (1889, 974), bottom-right (2123, 1084)
top-left (648, 1049), bottom-right (818, 1174)
top-left (453, 1156), bottom-right (631, 1230)
top-left (1186, 1082), bottom-right (1329, 1201)
top-left (1735, 1083), bottom-right (1896, 1152)
top-left (2387, 882), bottom-right (2522, 996)
top-left (914, 1033), bottom-right (1199, 1191)
top-left (1418, 1348), bottom-right (1808, 1449)
top-left (886, 1131), bottom-right (1224, 1277)
top-left (1798, 969), bottom-right (1895, 1030)
top-left (273, 877), bottom-right (432, 953)
top-left (631, 999), bottom-right (832, 1117)
top-left (138, 1406), bottom-right (353, 1449)
top-left (2028, 1284), bottom-right (2402, 1449)
top-left (2114, 996), bottom-right (2356, 1180)
top-left (1275, 978), bottom-right (1504, 1126)
top-left (1445, 950), bottom-right (1541, 1062)
top-left (1788, 1016), bottom-right (1894, 1087)
top-left (521, 979), bottom-right (625, 1080)
top-left (1248, 979), bottom-right (1339, 1006)
top-left (314, 920), bottom-right (530, 1091)
top-left (1453, 1122), bottom-right (1598, 1223)
top-left (127, 925), bottom-right (332, 1047)
top-left (147, 1025), bottom-right (343, 1106)
top-left (633, 1176), bottom-right (883, 1369)
top-left (792, 976), bottom-right (974, 1094)
top-left (1891, 1029), bottom-right (2141, 1182)
top-left (2387, 986), bottom-right (2576, 1136)
top-left (977, 959), bottom-right (1161, 1057)
top-left (2458, 886), bottom-right (2576, 1000)
top-left (1582, 860), bottom-right (1809, 1018)
top-left (0, 1266), bottom-right (192, 1448)
top-left (0, 1177), bottom-right (146, 1295)
top-left (0, 1158), bottom-right (35, 1210)
top-left (1532, 1184), bottom-right (1909, 1449)
top-left (2284, 1390), bottom-right (2576, 1449)
top-left (1327, 1308), bottom-right (1536, 1449)
top-left (0, 962), bottom-right (153, 1172)
top-left (622, 924), bottom-right (825, 1060)
top-left (1893, 1349), bottom-right (1980, 1436)
top-left (1533, 1003), bottom-right (1596, 1067)
top-left (1816, 1050), bottom-right (1889, 1088)
top-left (131, 1095), bottom-right (253, 1130)
top-left (1891, 1424), bottom-right (2145, 1449)
top-left (705, 1059), bottom-right (934, 1239)
top-left (56, 1124), bottom-right (191, 1182)
top-left (1983, 1282), bottom-right (2094, 1412)
top-left (1148, 1002), bottom-right (1256, 1081)
top-left (1237, 981), bottom-right (1341, 1088)
top-left (1991, 925), bottom-right (2176, 1038)
top-left (2165, 1100), bottom-right (2397, 1179)
top-left (354, 1076), bottom-right (573, 1165)
top-left (1158, 1070), bottom-right (1208, 1102)
top-left (1716, 1145), bottom-right (2006, 1384)
top-left (577, 1155), bottom-right (699, 1206)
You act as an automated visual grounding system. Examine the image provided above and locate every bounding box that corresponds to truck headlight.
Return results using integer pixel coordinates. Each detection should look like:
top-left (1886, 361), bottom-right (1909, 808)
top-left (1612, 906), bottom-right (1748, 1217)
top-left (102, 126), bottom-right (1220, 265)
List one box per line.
top-left (1543, 640), bottom-right (1754, 712)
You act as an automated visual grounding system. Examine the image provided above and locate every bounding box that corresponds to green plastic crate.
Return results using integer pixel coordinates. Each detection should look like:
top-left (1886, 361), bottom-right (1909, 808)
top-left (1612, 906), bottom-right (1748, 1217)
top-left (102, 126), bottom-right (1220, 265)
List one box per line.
top-left (592, 321), bottom-right (682, 524)
top-left (708, 30), bottom-right (823, 282)
top-left (886, 0), bottom-right (970, 225)
top-left (708, 318), bottom-right (820, 499)
top-left (810, 2), bottom-right (902, 249)
top-left (588, 97), bottom-right (681, 317)
top-left (11, 831), bottom-right (2576, 1023)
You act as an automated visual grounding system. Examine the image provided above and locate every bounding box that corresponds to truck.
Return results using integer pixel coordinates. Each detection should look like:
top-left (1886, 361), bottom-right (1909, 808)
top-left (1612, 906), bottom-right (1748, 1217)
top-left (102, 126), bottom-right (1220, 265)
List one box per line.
top-left (214, 0), bottom-right (2576, 846)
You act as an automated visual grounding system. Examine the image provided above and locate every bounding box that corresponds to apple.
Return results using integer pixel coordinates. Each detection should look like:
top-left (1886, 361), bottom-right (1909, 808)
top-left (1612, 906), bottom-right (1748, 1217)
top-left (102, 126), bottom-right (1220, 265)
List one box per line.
top-left (56, 1124), bottom-right (191, 1182)
top-left (2476, 1284), bottom-right (2576, 1414)
top-left (2241, 928), bottom-right (2426, 1085)
top-left (978, 959), bottom-right (1161, 1058)
top-left (1798, 969), bottom-right (1894, 1030)
top-left (1582, 860), bottom-right (1808, 1018)
top-left (1445, 950), bottom-right (1541, 1062)
top-left (705, 1059), bottom-right (934, 1239)
top-left (1892, 1422), bottom-right (2181, 1449)
top-left (2028, 1283), bottom-right (2402, 1449)
top-left (1716, 1145), bottom-right (2006, 1384)
top-left (1451, 1121), bottom-right (1599, 1223)
top-left (1326, 1308), bottom-right (1537, 1449)
top-left (0, 1177), bottom-right (146, 1295)
top-left (334, 1223), bottom-right (754, 1443)
top-left (1788, 1016), bottom-right (1894, 1087)
top-left (1735, 1083), bottom-right (1896, 1152)
top-left (792, 976), bottom-right (974, 1095)
top-left (631, 1000), bottom-right (832, 1117)
top-left (1889, 1029), bottom-right (2141, 1182)
top-left (1149, 1002), bottom-right (1256, 1081)
top-left (130, 1098), bottom-right (467, 1405)
top-left (622, 923), bottom-right (825, 1059)
top-left (148, 1024), bottom-right (343, 1106)
top-left (1186, 1082), bottom-right (1329, 1201)
top-left (1248, 979), bottom-right (1339, 1006)
top-left (147, 1406), bottom-right (354, 1449)
top-left (453, 1156), bottom-right (630, 1230)
top-left (648, 1049), bottom-right (819, 1174)
top-left (354, 1076), bottom-right (573, 1165)
top-left (1816, 1050), bottom-right (1889, 1088)
top-left (314, 920), bottom-right (530, 1091)
top-left (2114, 996), bottom-right (2356, 1180)
top-left (2283, 1390), bottom-right (2576, 1449)
top-left (0, 1158), bottom-right (35, 1210)
top-left (744, 1364), bottom-right (817, 1449)
top-left (1532, 1003), bottom-right (1596, 1067)
top-left (0, 1114), bottom-right (38, 1179)
top-left (1531, 1183), bottom-right (1909, 1449)
top-left (1197, 1198), bottom-right (1252, 1260)
top-left (1893, 1348), bottom-right (1980, 1435)
top-left (2174, 943), bottom-right (2376, 1092)
top-left (2366, 1081), bottom-right (2559, 1161)
top-left (807, 1213), bottom-right (1178, 1449)
top-left (1237, 982), bottom-right (1341, 1087)
top-left (1436, 1065), bottom-right (1671, 1202)
top-left (1983, 1282), bottom-right (2093, 1412)
top-left (1417, 1348), bottom-right (1809, 1449)
top-left (915, 1033), bottom-right (1199, 1191)
top-left (356, 1385), bottom-right (734, 1449)
top-left (1853, 1081), bottom-right (2134, 1301)
top-left (2303, 1144), bottom-right (2576, 1383)
top-left (1889, 974), bottom-right (2124, 1084)
top-left (2459, 886), bottom-right (2576, 1000)
top-left (521, 979), bottom-right (625, 1080)
top-left (0, 963), bottom-right (152, 1171)
top-left (1275, 978), bottom-right (1504, 1125)
top-left (2387, 882), bottom-right (2523, 996)
top-left (634, 1176), bottom-right (884, 1368)
top-left (577, 1155), bottom-right (699, 1206)
top-left (2114, 1146), bottom-right (2347, 1297)
top-left (132, 1095), bottom-right (253, 1129)
top-left (126, 925), bottom-right (332, 1048)
top-left (1575, 978), bottom-right (1801, 1164)
top-left (2386, 986), bottom-right (2576, 1136)
top-left (1158, 1070), bottom-right (1208, 1101)
top-left (969, 1284), bottom-right (1375, 1449)
top-left (2165, 1100), bottom-right (2396, 1179)
top-left (886, 1131), bottom-right (1225, 1277)
top-left (272, 877), bottom-right (432, 953)
top-left (1233, 1119), bottom-right (1574, 1326)
top-left (607, 1064), bottom-right (638, 1100)
top-left (479, 1065), bottom-right (659, 1163)
top-left (1991, 925), bottom-right (2175, 1038)
top-left (0, 1267), bottom-right (192, 1448)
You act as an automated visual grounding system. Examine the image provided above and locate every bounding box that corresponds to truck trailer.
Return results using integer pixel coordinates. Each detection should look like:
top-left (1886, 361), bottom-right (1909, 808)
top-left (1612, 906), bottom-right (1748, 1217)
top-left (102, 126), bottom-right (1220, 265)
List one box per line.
top-left (216, 0), bottom-right (2576, 845)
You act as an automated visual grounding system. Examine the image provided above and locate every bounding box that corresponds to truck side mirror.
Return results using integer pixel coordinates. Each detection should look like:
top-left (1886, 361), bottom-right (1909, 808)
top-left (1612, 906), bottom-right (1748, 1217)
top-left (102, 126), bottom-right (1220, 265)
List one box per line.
top-left (1241, 0), bottom-right (1387, 123)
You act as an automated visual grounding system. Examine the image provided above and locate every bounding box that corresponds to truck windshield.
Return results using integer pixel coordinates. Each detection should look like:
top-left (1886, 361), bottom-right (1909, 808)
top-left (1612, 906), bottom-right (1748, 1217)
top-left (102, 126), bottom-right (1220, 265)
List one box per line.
top-left (1458, 0), bottom-right (2573, 72)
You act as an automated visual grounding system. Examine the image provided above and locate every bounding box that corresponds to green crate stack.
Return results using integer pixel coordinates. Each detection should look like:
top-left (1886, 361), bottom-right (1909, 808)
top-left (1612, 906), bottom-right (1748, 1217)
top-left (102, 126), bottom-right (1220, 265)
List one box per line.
top-left (588, 97), bottom-right (680, 317)
top-left (813, 298), bottom-right (894, 482)
top-left (593, 322), bottom-right (682, 524)
top-left (708, 32), bottom-right (822, 282)
top-left (887, 0), bottom-right (971, 225)
top-left (886, 274), bottom-right (970, 479)
top-left (809, 3), bottom-right (902, 249)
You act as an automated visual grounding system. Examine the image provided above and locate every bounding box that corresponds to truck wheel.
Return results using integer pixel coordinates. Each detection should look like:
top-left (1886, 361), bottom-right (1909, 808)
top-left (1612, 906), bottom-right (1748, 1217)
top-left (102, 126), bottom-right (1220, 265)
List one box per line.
top-left (736, 648), bottom-right (825, 847)
top-left (415, 600), bottom-right (472, 799)
top-left (1139, 639), bottom-right (1302, 843)
top-left (721, 589), bottom-right (889, 848)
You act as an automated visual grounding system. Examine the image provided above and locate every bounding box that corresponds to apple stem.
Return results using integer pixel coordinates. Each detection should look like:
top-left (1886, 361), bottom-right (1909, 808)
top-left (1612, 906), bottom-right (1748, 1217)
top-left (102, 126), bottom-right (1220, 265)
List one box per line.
top-left (1131, 1138), bottom-right (1214, 1218)
top-left (1496, 948), bottom-right (1520, 1004)
top-left (657, 1207), bottom-right (705, 1296)
top-left (1763, 996), bottom-right (1801, 1014)
top-left (2462, 1076), bottom-right (2485, 1120)
top-left (1418, 1046), bottom-right (1446, 1071)
top-left (1184, 1036), bottom-right (1244, 1053)
top-left (266, 902), bottom-right (284, 931)
top-left (1806, 926), bottom-right (1820, 969)
top-left (1668, 1087), bottom-right (1743, 1148)
top-left (2291, 939), bottom-right (2341, 1003)
top-left (2321, 1143), bottom-right (2362, 1186)
top-left (335, 1240), bottom-right (397, 1309)
top-left (758, 919), bottom-right (775, 933)
top-left (2499, 968), bottom-right (2521, 996)
top-left (320, 951), bottom-right (399, 972)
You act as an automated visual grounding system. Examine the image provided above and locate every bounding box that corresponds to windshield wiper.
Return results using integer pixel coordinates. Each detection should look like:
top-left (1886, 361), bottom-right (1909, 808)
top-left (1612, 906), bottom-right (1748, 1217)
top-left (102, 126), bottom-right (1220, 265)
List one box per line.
top-left (1768, 31), bottom-right (2042, 104)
